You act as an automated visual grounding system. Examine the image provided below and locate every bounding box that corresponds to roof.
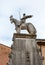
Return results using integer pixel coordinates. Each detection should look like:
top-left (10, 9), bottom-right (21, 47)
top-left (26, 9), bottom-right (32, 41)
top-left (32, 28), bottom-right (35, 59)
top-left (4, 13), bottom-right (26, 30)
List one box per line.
top-left (0, 44), bottom-right (11, 65)
top-left (36, 39), bottom-right (45, 45)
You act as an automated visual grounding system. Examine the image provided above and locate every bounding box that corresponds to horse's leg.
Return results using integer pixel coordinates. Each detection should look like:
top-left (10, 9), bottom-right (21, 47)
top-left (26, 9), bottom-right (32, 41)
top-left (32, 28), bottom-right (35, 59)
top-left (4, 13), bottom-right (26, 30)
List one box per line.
top-left (26, 24), bottom-right (31, 34)
top-left (16, 26), bottom-right (21, 33)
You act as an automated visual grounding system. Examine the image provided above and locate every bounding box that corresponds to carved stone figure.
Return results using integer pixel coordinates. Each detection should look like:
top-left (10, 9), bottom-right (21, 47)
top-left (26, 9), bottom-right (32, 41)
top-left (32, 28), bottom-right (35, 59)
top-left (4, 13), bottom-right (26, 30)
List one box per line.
top-left (7, 14), bottom-right (43, 65)
top-left (10, 14), bottom-right (36, 34)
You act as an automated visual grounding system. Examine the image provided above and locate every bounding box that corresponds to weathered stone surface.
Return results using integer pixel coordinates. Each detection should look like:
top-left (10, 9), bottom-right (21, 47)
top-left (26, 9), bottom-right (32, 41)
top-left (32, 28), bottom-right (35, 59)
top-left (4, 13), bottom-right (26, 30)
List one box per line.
top-left (8, 34), bottom-right (43, 65)
top-left (12, 38), bottom-right (36, 65)
top-left (12, 33), bottom-right (36, 41)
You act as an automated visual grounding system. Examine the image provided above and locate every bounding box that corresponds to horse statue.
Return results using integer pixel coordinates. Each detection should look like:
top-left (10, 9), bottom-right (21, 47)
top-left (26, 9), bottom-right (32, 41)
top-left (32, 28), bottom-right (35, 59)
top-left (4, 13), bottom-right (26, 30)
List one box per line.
top-left (10, 14), bottom-right (36, 35)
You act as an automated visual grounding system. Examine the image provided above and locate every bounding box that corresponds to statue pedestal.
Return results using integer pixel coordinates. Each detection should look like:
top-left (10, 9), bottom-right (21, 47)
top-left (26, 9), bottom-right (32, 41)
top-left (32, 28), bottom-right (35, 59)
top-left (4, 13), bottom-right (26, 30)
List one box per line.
top-left (8, 33), bottom-right (43, 65)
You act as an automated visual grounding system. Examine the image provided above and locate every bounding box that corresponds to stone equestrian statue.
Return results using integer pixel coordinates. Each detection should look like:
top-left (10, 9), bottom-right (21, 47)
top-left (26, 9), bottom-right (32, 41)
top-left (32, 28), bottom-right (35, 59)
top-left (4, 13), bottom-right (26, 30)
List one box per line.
top-left (10, 13), bottom-right (36, 34)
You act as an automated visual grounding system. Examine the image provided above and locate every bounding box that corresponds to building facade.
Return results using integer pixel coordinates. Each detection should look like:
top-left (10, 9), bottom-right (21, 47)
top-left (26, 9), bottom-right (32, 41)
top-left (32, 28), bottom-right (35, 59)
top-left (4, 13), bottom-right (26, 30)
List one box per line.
top-left (0, 39), bottom-right (45, 65)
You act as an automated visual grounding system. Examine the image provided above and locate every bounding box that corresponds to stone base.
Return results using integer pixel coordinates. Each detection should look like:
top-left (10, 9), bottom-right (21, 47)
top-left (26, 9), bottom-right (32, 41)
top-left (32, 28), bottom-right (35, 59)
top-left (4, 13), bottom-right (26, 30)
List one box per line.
top-left (8, 33), bottom-right (43, 65)
top-left (12, 33), bottom-right (36, 41)
top-left (12, 38), bottom-right (37, 65)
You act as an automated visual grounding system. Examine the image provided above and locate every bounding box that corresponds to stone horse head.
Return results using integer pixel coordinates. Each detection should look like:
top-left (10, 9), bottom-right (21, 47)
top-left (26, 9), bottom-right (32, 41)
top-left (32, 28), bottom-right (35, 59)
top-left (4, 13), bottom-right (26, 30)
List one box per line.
top-left (10, 15), bottom-right (21, 25)
top-left (10, 15), bottom-right (23, 33)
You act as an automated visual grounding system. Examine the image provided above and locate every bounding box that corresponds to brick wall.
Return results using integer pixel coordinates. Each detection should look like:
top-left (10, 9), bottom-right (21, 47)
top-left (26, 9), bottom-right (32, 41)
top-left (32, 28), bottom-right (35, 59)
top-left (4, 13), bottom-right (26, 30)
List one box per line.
top-left (0, 44), bottom-right (11, 65)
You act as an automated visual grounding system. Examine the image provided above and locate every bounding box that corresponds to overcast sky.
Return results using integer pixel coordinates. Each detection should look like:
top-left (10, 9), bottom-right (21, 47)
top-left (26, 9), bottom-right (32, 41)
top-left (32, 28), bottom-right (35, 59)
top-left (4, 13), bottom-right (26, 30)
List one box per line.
top-left (0, 0), bottom-right (45, 47)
